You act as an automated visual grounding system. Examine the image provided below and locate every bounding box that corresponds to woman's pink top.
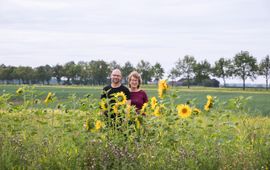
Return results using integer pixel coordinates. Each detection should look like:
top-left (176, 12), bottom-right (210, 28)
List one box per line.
top-left (130, 90), bottom-right (148, 112)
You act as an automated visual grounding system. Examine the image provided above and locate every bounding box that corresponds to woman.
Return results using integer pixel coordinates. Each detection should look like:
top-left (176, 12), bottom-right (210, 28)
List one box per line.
top-left (128, 71), bottom-right (148, 113)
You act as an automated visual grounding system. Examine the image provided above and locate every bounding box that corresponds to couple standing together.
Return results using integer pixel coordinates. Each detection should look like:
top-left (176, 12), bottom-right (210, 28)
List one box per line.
top-left (100, 69), bottom-right (148, 114)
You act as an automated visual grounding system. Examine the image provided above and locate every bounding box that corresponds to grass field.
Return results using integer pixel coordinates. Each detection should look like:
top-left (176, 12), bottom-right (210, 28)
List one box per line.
top-left (1, 84), bottom-right (270, 116)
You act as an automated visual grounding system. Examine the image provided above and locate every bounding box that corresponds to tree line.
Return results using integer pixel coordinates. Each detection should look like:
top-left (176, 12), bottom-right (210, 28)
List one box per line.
top-left (0, 51), bottom-right (269, 90)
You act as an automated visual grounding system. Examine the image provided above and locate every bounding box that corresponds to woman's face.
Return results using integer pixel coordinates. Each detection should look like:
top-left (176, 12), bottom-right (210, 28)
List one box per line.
top-left (130, 76), bottom-right (139, 89)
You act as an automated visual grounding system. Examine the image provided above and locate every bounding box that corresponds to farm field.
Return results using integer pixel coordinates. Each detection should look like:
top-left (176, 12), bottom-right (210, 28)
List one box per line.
top-left (1, 84), bottom-right (270, 116)
top-left (0, 84), bottom-right (270, 169)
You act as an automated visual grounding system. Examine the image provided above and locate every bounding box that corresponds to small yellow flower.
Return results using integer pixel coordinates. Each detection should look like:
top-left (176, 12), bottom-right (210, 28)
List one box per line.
top-left (177, 104), bottom-right (192, 118)
top-left (16, 87), bottom-right (24, 95)
top-left (158, 80), bottom-right (168, 98)
top-left (114, 92), bottom-right (127, 105)
top-left (44, 92), bottom-right (54, 104)
top-left (150, 97), bottom-right (157, 110)
top-left (95, 120), bottom-right (103, 130)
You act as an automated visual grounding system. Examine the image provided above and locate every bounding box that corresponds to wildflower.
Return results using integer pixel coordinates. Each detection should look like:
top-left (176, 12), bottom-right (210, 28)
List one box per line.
top-left (177, 104), bottom-right (192, 118)
top-left (150, 97), bottom-right (157, 109)
top-left (99, 98), bottom-right (108, 111)
top-left (158, 80), bottom-right (168, 98)
top-left (16, 87), bottom-right (24, 95)
top-left (114, 92), bottom-right (127, 105)
top-left (44, 92), bottom-right (54, 104)
top-left (95, 120), bottom-right (103, 130)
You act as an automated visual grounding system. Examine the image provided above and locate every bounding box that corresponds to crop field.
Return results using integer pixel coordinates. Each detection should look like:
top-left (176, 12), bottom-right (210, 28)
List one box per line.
top-left (0, 84), bottom-right (270, 169)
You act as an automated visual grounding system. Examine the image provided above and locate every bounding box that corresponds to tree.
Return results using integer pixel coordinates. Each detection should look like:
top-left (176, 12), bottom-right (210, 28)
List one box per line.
top-left (259, 55), bottom-right (270, 90)
top-left (121, 61), bottom-right (135, 84)
top-left (16, 66), bottom-right (34, 84)
top-left (136, 60), bottom-right (153, 84)
top-left (194, 60), bottom-right (211, 84)
top-left (168, 68), bottom-right (178, 87)
top-left (35, 65), bottom-right (52, 85)
top-left (233, 51), bottom-right (258, 90)
top-left (174, 55), bottom-right (197, 88)
top-left (151, 62), bottom-right (164, 82)
top-left (212, 58), bottom-right (232, 87)
top-left (89, 60), bottom-right (110, 85)
top-left (77, 61), bottom-right (90, 85)
top-left (52, 64), bottom-right (64, 85)
top-left (109, 60), bottom-right (121, 71)
top-left (63, 61), bottom-right (77, 85)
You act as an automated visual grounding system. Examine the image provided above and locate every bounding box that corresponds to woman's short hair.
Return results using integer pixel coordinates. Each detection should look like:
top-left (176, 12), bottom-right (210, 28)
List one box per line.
top-left (128, 71), bottom-right (142, 88)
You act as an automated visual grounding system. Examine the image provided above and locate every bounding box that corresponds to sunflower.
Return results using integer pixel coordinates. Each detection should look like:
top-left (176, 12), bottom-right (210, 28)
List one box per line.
top-left (114, 92), bottom-right (127, 105)
top-left (153, 106), bottom-right (160, 117)
top-left (113, 104), bottom-right (119, 114)
top-left (99, 98), bottom-right (108, 111)
top-left (158, 80), bottom-right (168, 98)
top-left (193, 108), bottom-right (201, 114)
top-left (177, 104), bottom-right (192, 118)
top-left (16, 87), bottom-right (24, 95)
top-left (204, 100), bottom-right (213, 111)
top-left (95, 120), bottom-right (103, 130)
top-left (44, 92), bottom-right (54, 104)
top-left (204, 95), bottom-right (213, 111)
top-left (150, 97), bottom-right (157, 109)
top-left (140, 103), bottom-right (148, 115)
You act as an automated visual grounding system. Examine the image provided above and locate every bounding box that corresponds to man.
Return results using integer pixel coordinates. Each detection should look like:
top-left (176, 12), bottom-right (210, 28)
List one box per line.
top-left (100, 69), bottom-right (131, 115)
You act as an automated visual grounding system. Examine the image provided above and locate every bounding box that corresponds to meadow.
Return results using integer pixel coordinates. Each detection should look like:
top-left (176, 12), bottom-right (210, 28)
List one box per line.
top-left (0, 84), bottom-right (270, 169)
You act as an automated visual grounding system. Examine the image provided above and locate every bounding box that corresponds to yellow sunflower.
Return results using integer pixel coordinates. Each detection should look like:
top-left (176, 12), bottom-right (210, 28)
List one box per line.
top-left (99, 98), bottom-right (108, 111)
top-left (114, 92), bottom-right (127, 105)
top-left (204, 100), bottom-right (213, 111)
top-left (150, 97), bottom-right (157, 109)
top-left (44, 92), bottom-right (54, 104)
top-left (207, 95), bottom-right (213, 102)
top-left (153, 106), bottom-right (160, 117)
top-left (204, 95), bottom-right (213, 111)
top-left (113, 104), bottom-right (119, 114)
top-left (16, 87), bottom-right (24, 95)
top-left (158, 80), bottom-right (168, 98)
top-left (177, 104), bottom-right (192, 118)
top-left (95, 120), bottom-right (103, 130)
top-left (140, 103), bottom-right (148, 115)
top-left (193, 108), bottom-right (201, 114)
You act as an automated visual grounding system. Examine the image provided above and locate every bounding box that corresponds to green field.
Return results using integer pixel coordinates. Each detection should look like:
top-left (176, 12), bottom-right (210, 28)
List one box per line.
top-left (1, 84), bottom-right (270, 116)
top-left (1, 84), bottom-right (270, 169)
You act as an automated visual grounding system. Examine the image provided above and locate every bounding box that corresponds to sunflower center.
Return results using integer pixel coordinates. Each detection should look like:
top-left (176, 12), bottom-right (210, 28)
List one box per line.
top-left (182, 108), bottom-right (187, 114)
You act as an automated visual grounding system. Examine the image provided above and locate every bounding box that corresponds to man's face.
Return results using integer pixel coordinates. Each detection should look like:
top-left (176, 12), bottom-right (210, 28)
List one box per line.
top-left (111, 70), bottom-right (122, 84)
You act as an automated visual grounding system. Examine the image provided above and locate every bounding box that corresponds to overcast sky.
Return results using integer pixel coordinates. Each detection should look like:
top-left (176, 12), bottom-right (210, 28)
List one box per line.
top-left (0, 0), bottom-right (269, 83)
